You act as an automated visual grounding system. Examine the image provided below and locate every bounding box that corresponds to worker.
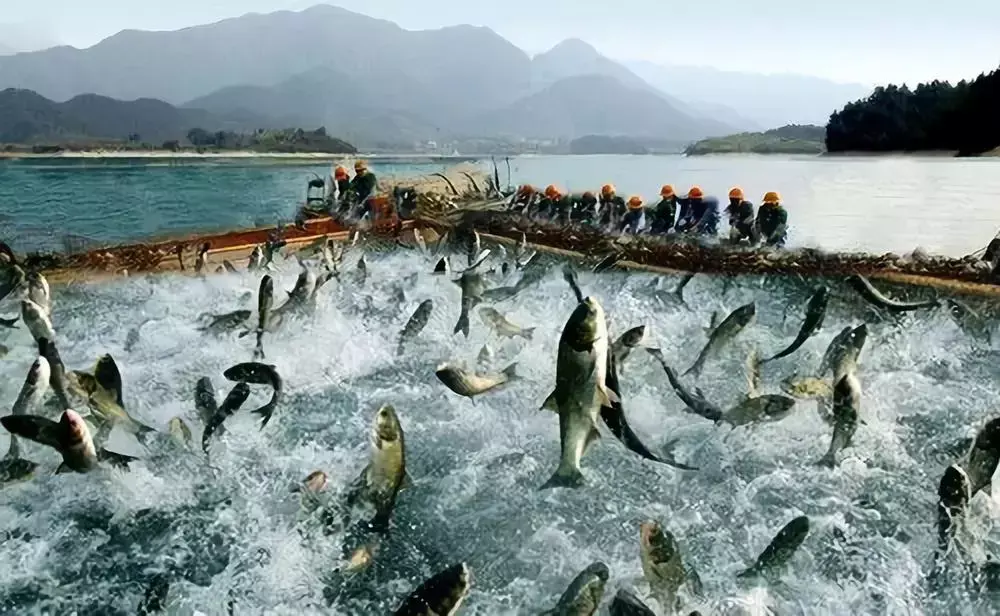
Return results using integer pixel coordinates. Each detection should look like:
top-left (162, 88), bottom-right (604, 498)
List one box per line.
top-left (569, 191), bottom-right (599, 224)
top-left (725, 187), bottom-right (756, 244)
top-left (619, 196), bottom-right (645, 234)
top-left (349, 160), bottom-right (378, 218)
top-left (537, 184), bottom-right (568, 220)
top-left (331, 165), bottom-right (350, 199)
top-left (648, 185), bottom-right (679, 234)
top-left (676, 186), bottom-right (719, 236)
top-left (755, 191), bottom-right (788, 247)
top-left (598, 183), bottom-right (625, 227)
top-left (512, 184), bottom-right (537, 212)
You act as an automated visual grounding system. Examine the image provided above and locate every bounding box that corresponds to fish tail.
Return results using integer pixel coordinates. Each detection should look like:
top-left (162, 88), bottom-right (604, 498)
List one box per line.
top-left (816, 450), bottom-right (836, 468)
top-left (539, 464), bottom-right (585, 490)
top-left (98, 448), bottom-right (139, 470)
top-left (454, 313), bottom-right (470, 338)
top-left (735, 566), bottom-right (759, 580)
top-left (252, 404), bottom-right (275, 429)
top-left (522, 327), bottom-right (536, 340)
top-left (0, 316), bottom-right (19, 328)
top-left (683, 358), bottom-right (703, 378)
top-left (502, 363), bottom-right (518, 380)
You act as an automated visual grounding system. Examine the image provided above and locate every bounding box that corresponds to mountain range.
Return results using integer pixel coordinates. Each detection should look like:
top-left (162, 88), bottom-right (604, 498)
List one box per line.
top-left (0, 5), bottom-right (872, 147)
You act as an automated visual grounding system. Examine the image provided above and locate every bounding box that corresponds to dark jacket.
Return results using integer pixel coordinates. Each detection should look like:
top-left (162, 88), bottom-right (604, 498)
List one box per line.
top-left (569, 193), bottom-right (599, 223)
top-left (598, 195), bottom-right (626, 225)
top-left (349, 171), bottom-right (378, 202)
top-left (649, 197), bottom-right (677, 234)
top-left (756, 203), bottom-right (788, 246)
top-left (677, 196), bottom-right (720, 235)
top-left (726, 200), bottom-right (756, 240)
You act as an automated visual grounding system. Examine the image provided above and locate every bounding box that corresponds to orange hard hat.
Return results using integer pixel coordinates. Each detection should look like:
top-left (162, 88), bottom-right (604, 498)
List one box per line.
top-left (627, 196), bottom-right (643, 209)
top-left (728, 187), bottom-right (744, 200)
top-left (762, 191), bottom-right (781, 204)
top-left (660, 184), bottom-right (675, 198)
top-left (687, 186), bottom-right (704, 199)
top-left (354, 160), bottom-right (368, 172)
top-left (544, 184), bottom-right (562, 199)
top-left (334, 165), bottom-right (349, 180)
top-left (517, 184), bottom-right (535, 195)
top-left (601, 183), bottom-right (616, 196)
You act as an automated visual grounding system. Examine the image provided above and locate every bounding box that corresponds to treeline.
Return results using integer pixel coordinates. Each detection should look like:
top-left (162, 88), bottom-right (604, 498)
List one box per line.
top-left (826, 66), bottom-right (1000, 154)
top-left (183, 126), bottom-right (356, 153)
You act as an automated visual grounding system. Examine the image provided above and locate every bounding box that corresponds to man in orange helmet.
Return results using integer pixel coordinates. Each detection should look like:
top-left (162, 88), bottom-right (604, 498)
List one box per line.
top-left (755, 191), bottom-right (788, 247)
top-left (512, 184), bottom-right (537, 212)
top-left (537, 184), bottom-right (569, 220)
top-left (331, 165), bottom-right (350, 199)
top-left (568, 190), bottom-right (599, 223)
top-left (648, 184), bottom-right (679, 234)
top-left (725, 187), bottom-right (757, 244)
top-left (597, 183), bottom-right (625, 227)
top-left (348, 160), bottom-right (378, 219)
top-left (619, 196), bottom-right (645, 234)
top-left (676, 186), bottom-right (720, 236)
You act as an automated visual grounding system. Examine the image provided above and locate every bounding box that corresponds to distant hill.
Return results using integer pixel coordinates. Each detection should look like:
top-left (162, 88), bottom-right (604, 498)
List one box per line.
top-left (569, 135), bottom-right (649, 155)
top-left (684, 124), bottom-right (826, 155)
top-left (0, 87), bottom-right (272, 145)
top-left (473, 74), bottom-right (729, 141)
top-left (624, 60), bottom-right (872, 129)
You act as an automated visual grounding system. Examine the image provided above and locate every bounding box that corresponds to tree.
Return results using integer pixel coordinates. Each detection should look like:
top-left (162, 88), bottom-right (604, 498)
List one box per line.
top-left (186, 127), bottom-right (215, 147)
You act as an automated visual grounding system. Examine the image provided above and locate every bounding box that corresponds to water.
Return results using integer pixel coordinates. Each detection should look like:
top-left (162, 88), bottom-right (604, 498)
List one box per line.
top-left (4, 155), bottom-right (1000, 257)
top-left (2, 245), bottom-right (1000, 614)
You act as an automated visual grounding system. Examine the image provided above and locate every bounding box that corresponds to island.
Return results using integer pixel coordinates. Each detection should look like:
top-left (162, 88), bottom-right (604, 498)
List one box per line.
top-left (825, 66), bottom-right (999, 155)
top-left (569, 135), bottom-right (650, 155)
top-left (683, 124), bottom-right (826, 155)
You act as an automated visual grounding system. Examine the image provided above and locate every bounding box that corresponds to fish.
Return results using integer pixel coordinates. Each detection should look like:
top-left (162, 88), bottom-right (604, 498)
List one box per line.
top-left (222, 260), bottom-right (239, 274)
top-left (398, 299), bottom-right (434, 356)
top-left (285, 266), bottom-right (318, 307)
top-left (514, 258), bottom-right (547, 291)
top-left (194, 243), bottom-right (210, 274)
top-left (25, 271), bottom-right (51, 315)
top-left (609, 589), bottom-right (656, 616)
top-left (0, 263), bottom-right (26, 303)
top-left (647, 348), bottom-right (725, 422)
top-left (137, 574), bottom-right (170, 615)
top-left (763, 286), bottom-right (828, 362)
top-left (563, 264), bottom-right (585, 303)
top-left (223, 362), bottom-right (283, 428)
top-left (963, 417), bottom-right (1000, 498)
top-left (393, 563), bottom-right (471, 616)
top-left (602, 343), bottom-right (698, 470)
top-left (199, 310), bottom-right (253, 335)
top-left (88, 386), bottom-right (156, 437)
top-left (11, 356), bottom-right (50, 415)
top-left (936, 464), bottom-right (971, 554)
top-left (541, 561), bottom-right (610, 616)
top-left (477, 344), bottom-right (494, 367)
top-left (517, 249), bottom-right (538, 272)
top-left (21, 299), bottom-right (55, 343)
top-left (745, 349), bottom-right (762, 395)
top-left (737, 516), bottom-right (810, 579)
top-left (611, 325), bottom-right (646, 366)
top-left (593, 251), bottom-right (625, 273)
top-left (413, 228), bottom-right (428, 254)
top-left (0, 409), bottom-right (137, 473)
top-left (453, 270), bottom-right (485, 338)
top-left (0, 430), bottom-right (38, 486)
top-left (194, 377), bottom-right (219, 429)
top-left (0, 314), bottom-right (17, 329)
top-left (721, 395), bottom-right (797, 427)
top-left (433, 256), bottom-right (450, 275)
top-left (255, 275), bottom-right (274, 360)
top-left (945, 298), bottom-right (994, 344)
top-left (817, 324), bottom-right (867, 379)
top-left (201, 382), bottom-right (252, 451)
top-left (817, 372), bottom-right (861, 467)
top-left (479, 307), bottom-right (535, 339)
top-left (124, 326), bottom-right (141, 352)
top-left (640, 521), bottom-right (687, 612)
top-left (653, 272), bottom-right (695, 310)
top-left (848, 275), bottom-right (940, 312)
top-left (514, 232), bottom-right (527, 262)
top-left (780, 375), bottom-right (833, 400)
top-left (168, 417), bottom-right (193, 447)
top-left (354, 255), bottom-right (368, 286)
top-left (435, 363), bottom-right (517, 401)
top-left (466, 230), bottom-right (482, 266)
top-left (347, 404), bottom-right (409, 531)
top-left (480, 284), bottom-right (521, 303)
top-left (296, 469), bottom-right (330, 514)
top-left (684, 302), bottom-right (756, 378)
top-left (37, 338), bottom-right (74, 410)
top-left (539, 297), bottom-right (618, 489)
top-left (247, 246), bottom-right (264, 271)
top-left (94, 354), bottom-right (124, 407)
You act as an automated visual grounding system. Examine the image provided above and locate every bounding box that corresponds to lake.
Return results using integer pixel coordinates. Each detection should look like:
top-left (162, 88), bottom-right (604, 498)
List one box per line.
top-left (2, 155), bottom-right (999, 257)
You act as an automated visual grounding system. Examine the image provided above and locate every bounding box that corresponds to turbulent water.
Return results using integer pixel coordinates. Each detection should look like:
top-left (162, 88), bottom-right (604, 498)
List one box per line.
top-left (2, 245), bottom-right (1000, 615)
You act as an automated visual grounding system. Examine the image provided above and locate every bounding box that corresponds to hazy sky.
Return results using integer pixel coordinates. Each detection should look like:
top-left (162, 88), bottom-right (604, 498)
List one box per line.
top-left (3, 1), bottom-right (998, 84)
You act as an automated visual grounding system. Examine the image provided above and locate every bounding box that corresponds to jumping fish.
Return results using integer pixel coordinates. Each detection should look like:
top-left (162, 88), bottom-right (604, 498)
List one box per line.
top-left (478, 307), bottom-right (534, 340)
top-left (435, 363), bottom-right (518, 401)
top-left (817, 372), bottom-right (861, 467)
top-left (647, 348), bottom-right (725, 422)
top-left (201, 382), bottom-right (252, 451)
top-left (346, 404), bottom-right (409, 531)
top-left (541, 562), bottom-right (609, 616)
top-left (255, 275), bottom-right (274, 360)
top-left (848, 275), bottom-right (940, 313)
top-left (737, 516), bottom-right (811, 580)
top-left (1, 409), bottom-right (137, 473)
top-left (393, 563), bottom-right (471, 616)
top-left (964, 417), bottom-right (1000, 498)
top-left (762, 286), bottom-right (828, 363)
top-left (684, 302), bottom-right (756, 378)
top-left (398, 299), bottom-right (434, 356)
top-left (223, 362), bottom-right (283, 428)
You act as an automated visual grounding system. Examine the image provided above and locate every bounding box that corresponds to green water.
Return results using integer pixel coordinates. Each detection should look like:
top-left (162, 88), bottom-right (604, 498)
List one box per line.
top-left (3, 154), bottom-right (1000, 257)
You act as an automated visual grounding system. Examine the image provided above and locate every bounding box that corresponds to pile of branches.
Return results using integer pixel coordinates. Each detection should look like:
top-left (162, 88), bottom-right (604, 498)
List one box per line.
top-left (471, 212), bottom-right (995, 284)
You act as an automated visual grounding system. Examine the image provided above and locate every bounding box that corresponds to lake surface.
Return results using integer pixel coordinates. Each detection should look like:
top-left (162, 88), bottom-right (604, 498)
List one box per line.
top-left (2, 155), bottom-right (1000, 257)
top-left (2, 248), bottom-right (999, 614)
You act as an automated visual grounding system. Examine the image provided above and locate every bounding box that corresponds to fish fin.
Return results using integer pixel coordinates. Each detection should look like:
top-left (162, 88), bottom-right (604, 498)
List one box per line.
top-left (523, 327), bottom-right (536, 340)
top-left (0, 415), bottom-right (62, 450)
top-left (501, 363), bottom-right (518, 380)
top-left (736, 566), bottom-right (759, 580)
top-left (54, 463), bottom-right (72, 475)
top-left (0, 316), bottom-right (18, 328)
top-left (98, 448), bottom-right (139, 470)
top-left (453, 314), bottom-right (470, 338)
top-left (540, 391), bottom-right (559, 412)
top-left (583, 426), bottom-right (601, 454)
top-left (400, 472), bottom-right (414, 490)
top-left (816, 452), bottom-right (836, 468)
top-left (252, 405), bottom-right (275, 429)
top-left (539, 465), bottom-right (585, 490)
top-left (597, 385), bottom-right (620, 407)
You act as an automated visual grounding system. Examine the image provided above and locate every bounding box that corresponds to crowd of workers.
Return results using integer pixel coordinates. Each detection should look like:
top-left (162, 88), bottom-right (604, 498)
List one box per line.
top-left (511, 183), bottom-right (789, 247)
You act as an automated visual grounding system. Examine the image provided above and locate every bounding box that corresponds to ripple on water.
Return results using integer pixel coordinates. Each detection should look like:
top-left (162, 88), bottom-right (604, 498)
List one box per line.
top-left (1, 249), bottom-right (1000, 614)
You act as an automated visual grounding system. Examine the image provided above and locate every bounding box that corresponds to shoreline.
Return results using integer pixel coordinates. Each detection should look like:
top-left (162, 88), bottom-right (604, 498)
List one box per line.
top-left (0, 150), bottom-right (487, 163)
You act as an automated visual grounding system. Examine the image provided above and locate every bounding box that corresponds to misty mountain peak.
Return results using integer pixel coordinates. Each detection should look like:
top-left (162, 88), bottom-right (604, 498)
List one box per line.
top-left (536, 38), bottom-right (601, 61)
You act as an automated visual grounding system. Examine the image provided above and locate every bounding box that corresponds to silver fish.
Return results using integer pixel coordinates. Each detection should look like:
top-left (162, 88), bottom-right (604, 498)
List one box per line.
top-left (398, 299), bottom-right (434, 356)
top-left (247, 245), bottom-right (264, 271)
top-left (1, 409), bottom-right (136, 473)
top-left (21, 299), bottom-right (54, 343)
top-left (609, 589), bottom-right (656, 616)
top-left (25, 271), bottom-right (51, 316)
top-left (347, 404), bottom-right (408, 531)
top-left (541, 562), bottom-right (609, 616)
top-left (721, 395), bottom-right (797, 427)
top-left (11, 356), bottom-right (50, 415)
top-left (453, 270), bottom-right (485, 338)
top-left (436, 363), bottom-right (517, 401)
top-left (479, 307), bottom-right (534, 339)
top-left (684, 302), bottom-right (756, 378)
top-left (168, 416), bottom-right (193, 447)
top-left (540, 297), bottom-right (617, 489)
top-left (762, 286), bottom-right (828, 362)
top-left (611, 325), bottom-right (646, 366)
top-left (201, 382), bottom-right (251, 451)
top-left (817, 372), bottom-right (860, 467)
top-left (848, 275), bottom-right (940, 312)
top-left (963, 417), bottom-right (1000, 498)
top-left (393, 562), bottom-right (471, 616)
top-left (199, 309), bottom-right (252, 335)
top-left (640, 521), bottom-right (687, 612)
top-left (194, 376), bottom-right (220, 430)
top-left (223, 362), bottom-right (283, 428)
top-left (255, 275), bottom-right (274, 360)
top-left (647, 348), bottom-right (724, 421)
top-left (37, 338), bottom-right (73, 410)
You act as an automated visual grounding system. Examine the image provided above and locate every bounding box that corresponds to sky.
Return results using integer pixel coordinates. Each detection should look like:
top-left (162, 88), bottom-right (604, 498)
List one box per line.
top-left (1, 0), bottom-right (998, 85)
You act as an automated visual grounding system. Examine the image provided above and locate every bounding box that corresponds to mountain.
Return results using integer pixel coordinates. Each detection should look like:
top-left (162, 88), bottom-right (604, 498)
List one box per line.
top-left (624, 60), bottom-right (872, 129)
top-left (0, 5), bottom-right (530, 123)
top-left (685, 124), bottom-right (826, 155)
top-left (0, 23), bottom-right (60, 55)
top-left (473, 74), bottom-right (729, 141)
top-left (0, 88), bottom-right (260, 144)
